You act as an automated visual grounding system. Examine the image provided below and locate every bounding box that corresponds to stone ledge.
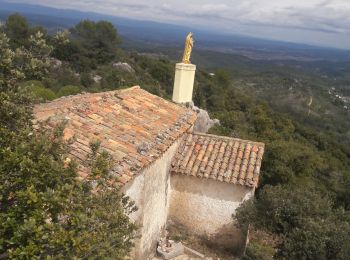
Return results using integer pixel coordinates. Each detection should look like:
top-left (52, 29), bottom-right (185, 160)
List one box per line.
top-left (175, 63), bottom-right (197, 71)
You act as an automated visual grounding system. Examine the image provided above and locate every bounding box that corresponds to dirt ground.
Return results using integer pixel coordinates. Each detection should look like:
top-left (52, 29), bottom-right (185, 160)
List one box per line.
top-left (167, 223), bottom-right (237, 260)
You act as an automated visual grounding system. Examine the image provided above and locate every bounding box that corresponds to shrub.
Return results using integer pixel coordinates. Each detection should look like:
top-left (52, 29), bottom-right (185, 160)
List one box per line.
top-left (23, 81), bottom-right (57, 101)
top-left (57, 85), bottom-right (82, 97)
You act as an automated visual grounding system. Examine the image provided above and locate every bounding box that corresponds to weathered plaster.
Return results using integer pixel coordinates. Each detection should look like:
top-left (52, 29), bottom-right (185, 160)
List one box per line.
top-left (122, 139), bottom-right (180, 259)
top-left (122, 174), bottom-right (145, 223)
top-left (169, 175), bottom-right (254, 250)
top-left (122, 174), bottom-right (144, 259)
top-left (122, 131), bottom-right (256, 258)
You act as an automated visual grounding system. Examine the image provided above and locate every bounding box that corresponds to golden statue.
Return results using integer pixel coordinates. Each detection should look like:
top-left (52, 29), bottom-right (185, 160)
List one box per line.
top-left (182, 32), bottom-right (194, 64)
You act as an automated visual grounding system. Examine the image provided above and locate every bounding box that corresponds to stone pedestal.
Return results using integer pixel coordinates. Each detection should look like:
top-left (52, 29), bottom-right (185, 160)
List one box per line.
top-left (172, 63), bottom-right (196, 104)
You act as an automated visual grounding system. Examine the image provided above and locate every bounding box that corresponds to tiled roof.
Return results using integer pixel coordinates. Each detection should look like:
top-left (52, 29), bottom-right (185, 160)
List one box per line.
top-left (34, 86), bottom-right (197, 185)
top-left (171, 133), bottom-right (265, 188)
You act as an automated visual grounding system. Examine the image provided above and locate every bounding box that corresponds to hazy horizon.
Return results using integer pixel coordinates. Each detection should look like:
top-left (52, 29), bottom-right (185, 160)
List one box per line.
top-left (4, 0), bottom-right (350, 50)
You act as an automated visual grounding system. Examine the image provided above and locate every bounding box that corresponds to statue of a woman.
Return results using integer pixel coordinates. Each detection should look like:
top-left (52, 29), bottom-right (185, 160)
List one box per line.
top-left (182, 32), bottom-right (194, 64)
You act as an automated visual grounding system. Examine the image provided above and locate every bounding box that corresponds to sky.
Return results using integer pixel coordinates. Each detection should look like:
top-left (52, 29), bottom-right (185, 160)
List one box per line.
top-left (9, 0), bottom-right (350, 49)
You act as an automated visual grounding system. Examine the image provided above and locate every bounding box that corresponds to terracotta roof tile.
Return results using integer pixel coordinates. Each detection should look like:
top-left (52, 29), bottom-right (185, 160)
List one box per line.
top-left (34, 86), bottom-right (197, 186)
top-left (171, 133), bottom-right (265, 188)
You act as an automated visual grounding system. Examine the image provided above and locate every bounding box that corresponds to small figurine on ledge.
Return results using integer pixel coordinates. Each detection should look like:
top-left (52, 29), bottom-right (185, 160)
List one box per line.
top-left (157, 229), bottom-right (184, 259)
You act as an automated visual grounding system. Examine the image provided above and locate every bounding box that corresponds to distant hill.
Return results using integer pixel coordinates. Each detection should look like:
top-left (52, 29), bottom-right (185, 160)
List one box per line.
top-left (1, 0), bottom-right (350, 62)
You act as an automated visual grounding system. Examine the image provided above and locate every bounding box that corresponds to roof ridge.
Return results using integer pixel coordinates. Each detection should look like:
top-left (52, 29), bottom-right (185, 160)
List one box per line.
top-left (38, 85), bottom-right (142, 104)
top-left (191, 132), bottom-right (265, 147)
top-left (118, 85), bottom-right (141, 92)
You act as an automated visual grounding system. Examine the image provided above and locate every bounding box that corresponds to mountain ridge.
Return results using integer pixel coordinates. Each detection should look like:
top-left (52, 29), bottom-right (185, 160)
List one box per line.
top-left (1, 0), bottom-right (350, 61)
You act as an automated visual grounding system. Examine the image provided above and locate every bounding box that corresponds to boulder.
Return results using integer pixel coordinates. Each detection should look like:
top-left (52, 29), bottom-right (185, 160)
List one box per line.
top-left (93, 75), bottom-right (102, 83)
top-left (193, 106), bottom-right (220, 133)
top-left (112, 62), bottom-right (135, 73)
top-left (51, 58), bottom-right (62, 68)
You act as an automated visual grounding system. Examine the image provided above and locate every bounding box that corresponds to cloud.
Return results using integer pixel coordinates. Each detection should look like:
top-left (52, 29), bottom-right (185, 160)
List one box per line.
top-left (8, 0), bottom-right (350, 49)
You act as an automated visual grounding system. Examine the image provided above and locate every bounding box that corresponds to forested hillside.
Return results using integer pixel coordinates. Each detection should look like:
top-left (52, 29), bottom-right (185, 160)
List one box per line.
top-left (1, 13), bottom-right (349, 259)
top-left (126, 41), bottom-right (350, 146)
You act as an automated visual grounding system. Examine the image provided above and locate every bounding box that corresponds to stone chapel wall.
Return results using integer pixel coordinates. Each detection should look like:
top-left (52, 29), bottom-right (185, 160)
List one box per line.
top-left (169, 175), bottom-right (254, 252)
top-left (122, 139), bottom-right (181, 259)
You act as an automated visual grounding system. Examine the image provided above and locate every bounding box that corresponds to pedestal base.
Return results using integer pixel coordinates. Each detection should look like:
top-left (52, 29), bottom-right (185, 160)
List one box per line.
top-left (172, 63), bottom-right (196, 104)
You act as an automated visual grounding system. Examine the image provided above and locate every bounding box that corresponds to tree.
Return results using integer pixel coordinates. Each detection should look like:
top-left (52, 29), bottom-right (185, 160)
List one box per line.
top-left (261, 140), bottom-right (323, 185)
top-left (4, 13), bottom-right (30, 48)
top-left (0, 31), bottom-right (137, 259)
top-left (53, 20), bottom-right (121, 71)
top-left (0, 31), bottom-right (51, 132)
top-left (148, 59), bottom-right (174, 95)
top-left (236, 185), bottom-right (350, 259)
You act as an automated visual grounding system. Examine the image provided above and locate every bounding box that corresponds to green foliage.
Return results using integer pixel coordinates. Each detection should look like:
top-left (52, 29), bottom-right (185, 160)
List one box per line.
top-left (73, 20), bottom-right (121, 60)
top-left (80, 72), bottom-right (94, 87)
top-left (4, 14), bottom-right (47, 49)
top-left (29, 84), bottom-right (57, 101)
top-left (4, 13), bottom-right (30, 48)
top-left (202, 72), bottom-right (349, 204)
top-left (193, 70), bottom-right (233, 111)
top-left (214, 69), bottom-right (231, 89)
top-left (130, 54), bottom-right (174, 96)
top-left (236, 185), bottom-right (350, 259)
top-left (0, 30), bottom-right (52, 130)
top-left (57, 85), bottom-right (81, 97)
top-left (148, 59), bottom-right (174, 94)
top-left (278, 215), bottom-right (350, 260)
top-left (53, 20), bottom-right (121, 71)
top-left (42, 66), bottom-right (81, 93)
top-left (142, 84), bottom-right (162, 95)
top-left (0, 30), bottom-right (137, 258)
top-left (262, 140), bottom-right (323, 185)
top-left (22, 80), bottom-right (57, 101)
top-left (243, 241), bottom-right (274, 260)
top-left (99, 69), bottom-right (137, 90)
top-left (237, 185), bottom-right (333, 233)
top-left (195, 64), bottom-right (350, 258)
top-left (0, 126), bottom-right (137, 259)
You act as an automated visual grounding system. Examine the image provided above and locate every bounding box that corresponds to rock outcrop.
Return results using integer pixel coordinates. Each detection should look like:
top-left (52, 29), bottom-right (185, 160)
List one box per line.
top-left (112, 62), bottom-right (135, 73)
top-left (192, 106), bottom-right (220, 133)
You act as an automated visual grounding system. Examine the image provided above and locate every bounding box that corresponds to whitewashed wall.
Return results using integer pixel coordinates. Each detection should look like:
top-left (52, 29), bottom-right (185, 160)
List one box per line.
top-left (121, 127), bottom-right (255, 258)
top-left (169, 175), bottom-right (254, 250)
top-left (122, 139), bottom-right (180, 259)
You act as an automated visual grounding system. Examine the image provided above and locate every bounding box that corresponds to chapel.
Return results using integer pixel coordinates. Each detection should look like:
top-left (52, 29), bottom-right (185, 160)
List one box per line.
top-left (33, 38), bottom-right (265, 259)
